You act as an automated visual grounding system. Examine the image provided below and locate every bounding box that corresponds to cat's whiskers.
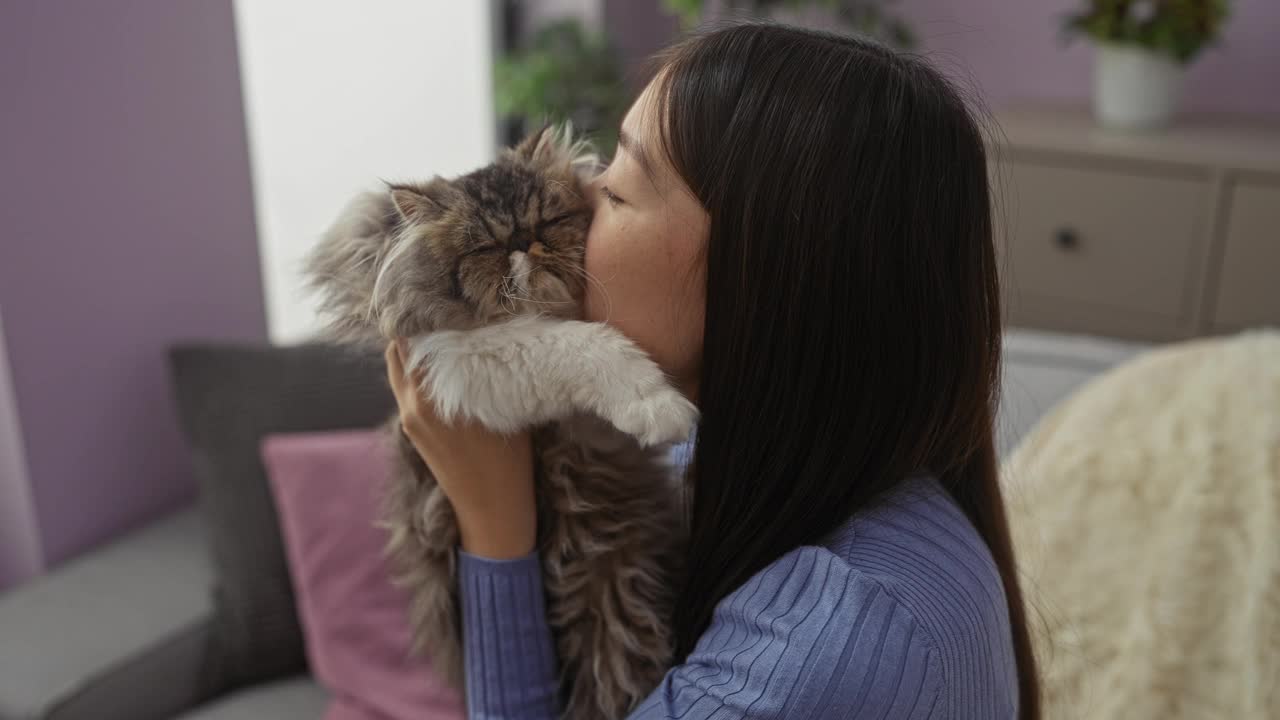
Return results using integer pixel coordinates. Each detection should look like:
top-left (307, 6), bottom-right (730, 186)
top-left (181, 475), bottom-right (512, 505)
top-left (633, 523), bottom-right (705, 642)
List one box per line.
top-left (563, 264), bottom-right (613, 322)
top-left (507, 295), bottom-right (575, 306)
top-left (496, 275), bottom-right (521, 316)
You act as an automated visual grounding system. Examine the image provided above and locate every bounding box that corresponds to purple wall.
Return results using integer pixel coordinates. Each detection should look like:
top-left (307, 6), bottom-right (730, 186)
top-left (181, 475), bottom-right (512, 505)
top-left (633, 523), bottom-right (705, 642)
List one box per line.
top-left (0, 0), bottom-right (266, 585)
top-left (605, 0), bottom-right (680, 90)
top-left (619, 1), bottom-right (1278, 117)
top-left (895, 0), bottom-right (1280, 117)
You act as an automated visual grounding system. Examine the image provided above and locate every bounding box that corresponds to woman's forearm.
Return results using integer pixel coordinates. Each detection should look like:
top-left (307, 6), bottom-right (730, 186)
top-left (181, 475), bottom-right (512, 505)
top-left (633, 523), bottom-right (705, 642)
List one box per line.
top-left (458, 548), bottom-right (562, 719)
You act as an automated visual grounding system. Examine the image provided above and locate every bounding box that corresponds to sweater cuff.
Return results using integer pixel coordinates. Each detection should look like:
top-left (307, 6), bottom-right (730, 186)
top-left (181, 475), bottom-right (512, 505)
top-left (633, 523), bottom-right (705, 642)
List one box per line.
top-left (457, 547), bottom-right (561, 718)
top-left (458, 548), bottom-right (543, 575)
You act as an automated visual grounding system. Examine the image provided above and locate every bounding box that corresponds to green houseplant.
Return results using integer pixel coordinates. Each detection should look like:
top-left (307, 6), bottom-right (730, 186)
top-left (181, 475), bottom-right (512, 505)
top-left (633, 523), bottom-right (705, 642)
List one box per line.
top-left (1062, 0), bottom-right (1230, 129)
top-left (494, 19), bottom-right (628, 155)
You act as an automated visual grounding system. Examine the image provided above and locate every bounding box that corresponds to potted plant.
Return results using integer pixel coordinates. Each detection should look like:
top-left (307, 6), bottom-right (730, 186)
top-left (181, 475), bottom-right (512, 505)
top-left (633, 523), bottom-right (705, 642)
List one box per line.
top-left (495, 19), bottom-right (628, 155)
top-left (1063, 0), bottom-right (1230, 130)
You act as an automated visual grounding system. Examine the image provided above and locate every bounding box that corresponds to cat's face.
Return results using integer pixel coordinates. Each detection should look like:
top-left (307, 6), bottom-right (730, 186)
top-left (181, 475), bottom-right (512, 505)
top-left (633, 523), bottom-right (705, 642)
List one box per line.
top-left (374, 126), bottom-right (598, 337)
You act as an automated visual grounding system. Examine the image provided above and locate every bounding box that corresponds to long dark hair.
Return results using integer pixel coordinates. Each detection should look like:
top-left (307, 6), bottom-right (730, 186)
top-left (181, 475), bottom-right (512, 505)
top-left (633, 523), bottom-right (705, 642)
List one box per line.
top-left (644, 23), bottom-right (1040, 717)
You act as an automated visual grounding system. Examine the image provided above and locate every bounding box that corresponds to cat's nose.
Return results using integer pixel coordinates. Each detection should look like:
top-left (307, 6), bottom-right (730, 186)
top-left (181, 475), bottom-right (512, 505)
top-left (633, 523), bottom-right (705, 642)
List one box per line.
top-left (510, 230), bottom-right (533, 253)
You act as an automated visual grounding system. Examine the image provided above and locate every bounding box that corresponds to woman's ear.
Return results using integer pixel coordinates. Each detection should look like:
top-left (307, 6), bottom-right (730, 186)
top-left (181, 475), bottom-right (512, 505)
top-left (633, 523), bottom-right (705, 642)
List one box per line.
top-left (389, 178), bottom-right (457, 223)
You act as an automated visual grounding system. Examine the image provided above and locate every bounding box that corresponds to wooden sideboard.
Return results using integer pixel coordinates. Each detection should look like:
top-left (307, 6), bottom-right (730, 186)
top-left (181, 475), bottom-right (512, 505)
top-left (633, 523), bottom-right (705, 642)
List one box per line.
top-left (990, 105), bottom-right (1280, 342)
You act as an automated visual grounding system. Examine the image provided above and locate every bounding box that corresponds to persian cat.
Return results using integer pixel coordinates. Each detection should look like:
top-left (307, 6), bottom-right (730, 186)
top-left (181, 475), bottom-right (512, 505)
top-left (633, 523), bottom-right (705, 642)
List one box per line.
top-left (304, 125), bottom-right (695, 719)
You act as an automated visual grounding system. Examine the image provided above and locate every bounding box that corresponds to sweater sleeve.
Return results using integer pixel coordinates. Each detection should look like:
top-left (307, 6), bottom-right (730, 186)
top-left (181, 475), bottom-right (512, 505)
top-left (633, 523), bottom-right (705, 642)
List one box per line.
top-left (458, 546), bottom-right (945, 720)
top-left (457, 549), bottom-right (561, 719)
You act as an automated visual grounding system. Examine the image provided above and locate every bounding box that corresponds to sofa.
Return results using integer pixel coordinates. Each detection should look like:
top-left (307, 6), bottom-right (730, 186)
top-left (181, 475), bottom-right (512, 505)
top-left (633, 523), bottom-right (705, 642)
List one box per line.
top-left (0, 330), bottom-right (1146, 720)
top-left (0, 509), bottom-right (328, 720)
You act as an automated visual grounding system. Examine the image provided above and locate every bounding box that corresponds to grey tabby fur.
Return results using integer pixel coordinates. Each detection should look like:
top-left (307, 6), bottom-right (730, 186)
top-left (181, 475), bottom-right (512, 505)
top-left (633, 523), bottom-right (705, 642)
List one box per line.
top-left (303, 125), bottom-right (690, 719)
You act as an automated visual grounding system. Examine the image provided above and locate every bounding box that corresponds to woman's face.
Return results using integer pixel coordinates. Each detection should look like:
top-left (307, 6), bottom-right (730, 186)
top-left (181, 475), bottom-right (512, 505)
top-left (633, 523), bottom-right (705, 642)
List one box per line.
top-left (583, 79), bottom-right (709, 401)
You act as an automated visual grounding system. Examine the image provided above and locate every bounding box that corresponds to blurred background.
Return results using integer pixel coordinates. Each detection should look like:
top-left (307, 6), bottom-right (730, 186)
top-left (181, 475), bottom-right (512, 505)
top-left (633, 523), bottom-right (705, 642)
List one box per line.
top-left (0, 1), bottom-right (1277, 719)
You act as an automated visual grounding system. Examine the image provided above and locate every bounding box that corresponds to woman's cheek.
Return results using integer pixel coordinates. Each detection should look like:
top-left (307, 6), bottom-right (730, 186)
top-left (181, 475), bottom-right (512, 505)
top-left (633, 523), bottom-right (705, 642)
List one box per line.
top-left (583, 226), bottom-right (605, 281)
top-left (587, 213), bottom-right (634, 279)
top-left (582, 221), bottom-right (615, 323)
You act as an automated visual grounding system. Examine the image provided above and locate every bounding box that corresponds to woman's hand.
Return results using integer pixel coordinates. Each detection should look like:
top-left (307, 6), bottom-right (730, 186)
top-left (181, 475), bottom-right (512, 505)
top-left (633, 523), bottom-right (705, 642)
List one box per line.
top-left (384, 340), bottom-right (537, 559)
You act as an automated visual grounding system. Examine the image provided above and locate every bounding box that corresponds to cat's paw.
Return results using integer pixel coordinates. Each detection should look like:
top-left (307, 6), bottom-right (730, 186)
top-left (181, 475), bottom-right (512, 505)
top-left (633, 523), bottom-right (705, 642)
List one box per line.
top-left (612, 387), bottom-right (699, 447)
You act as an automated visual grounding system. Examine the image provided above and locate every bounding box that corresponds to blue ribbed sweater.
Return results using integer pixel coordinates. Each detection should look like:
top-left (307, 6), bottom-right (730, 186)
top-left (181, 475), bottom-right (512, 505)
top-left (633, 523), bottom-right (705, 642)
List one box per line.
top-left (456, 474), bottom-right (1019, 719)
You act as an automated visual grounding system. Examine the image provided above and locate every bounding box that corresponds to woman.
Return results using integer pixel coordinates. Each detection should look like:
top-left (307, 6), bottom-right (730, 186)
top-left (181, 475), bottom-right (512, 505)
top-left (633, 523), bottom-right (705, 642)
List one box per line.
top-left (385, 22), bottom-right (1039, 719)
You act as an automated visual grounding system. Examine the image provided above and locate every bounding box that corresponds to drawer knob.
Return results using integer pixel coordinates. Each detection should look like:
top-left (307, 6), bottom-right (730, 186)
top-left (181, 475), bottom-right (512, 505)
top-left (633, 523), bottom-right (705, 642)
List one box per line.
top-left (1054, 228), bottom-right (1080, 251)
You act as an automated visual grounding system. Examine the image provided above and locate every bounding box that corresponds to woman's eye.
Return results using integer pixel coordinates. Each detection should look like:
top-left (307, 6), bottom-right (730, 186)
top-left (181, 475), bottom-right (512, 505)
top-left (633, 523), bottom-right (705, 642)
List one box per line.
top-left (598, 185), bottom-right (624, 207)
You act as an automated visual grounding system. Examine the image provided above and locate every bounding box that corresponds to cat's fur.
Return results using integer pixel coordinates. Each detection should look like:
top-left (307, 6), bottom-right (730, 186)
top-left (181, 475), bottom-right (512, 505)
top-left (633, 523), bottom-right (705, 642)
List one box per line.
top-left (304, 125), bottom-right (695, 719)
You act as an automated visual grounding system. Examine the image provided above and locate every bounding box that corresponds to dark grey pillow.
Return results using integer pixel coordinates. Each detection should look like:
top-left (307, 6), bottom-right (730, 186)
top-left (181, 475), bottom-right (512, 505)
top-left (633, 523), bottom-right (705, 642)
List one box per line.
top-left (168, 342), bottom-right (395, 696)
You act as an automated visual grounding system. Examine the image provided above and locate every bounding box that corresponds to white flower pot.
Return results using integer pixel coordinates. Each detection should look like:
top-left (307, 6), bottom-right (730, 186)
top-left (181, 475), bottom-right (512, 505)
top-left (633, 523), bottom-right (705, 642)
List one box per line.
top-left (1093, 43), bottom-right (1184, 131)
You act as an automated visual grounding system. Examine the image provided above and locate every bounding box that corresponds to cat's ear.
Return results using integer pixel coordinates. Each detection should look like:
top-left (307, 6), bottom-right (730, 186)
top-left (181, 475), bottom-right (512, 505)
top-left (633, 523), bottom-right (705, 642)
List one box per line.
top-left (513, 122), bottom-right (600, 175)
top-left (513, 124), bottom-right (554, 163)
top-left (389, 179), bottom-right (455, 223)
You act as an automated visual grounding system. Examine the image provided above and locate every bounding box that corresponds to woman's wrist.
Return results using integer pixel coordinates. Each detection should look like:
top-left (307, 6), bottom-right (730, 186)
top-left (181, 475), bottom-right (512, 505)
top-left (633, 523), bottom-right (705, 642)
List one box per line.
top-left (455, 496), bottom-right (538, 560)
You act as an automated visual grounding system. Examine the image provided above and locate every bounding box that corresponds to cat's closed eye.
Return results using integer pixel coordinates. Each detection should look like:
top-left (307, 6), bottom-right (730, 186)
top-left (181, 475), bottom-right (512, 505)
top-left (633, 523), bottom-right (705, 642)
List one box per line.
top-left (538, 210), bottom-right (585, 229)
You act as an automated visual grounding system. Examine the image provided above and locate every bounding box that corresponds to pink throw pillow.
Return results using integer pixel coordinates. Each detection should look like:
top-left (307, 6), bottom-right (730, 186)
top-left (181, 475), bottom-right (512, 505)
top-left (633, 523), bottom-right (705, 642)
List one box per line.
top-left (262, 429), bottom-right (464, 720)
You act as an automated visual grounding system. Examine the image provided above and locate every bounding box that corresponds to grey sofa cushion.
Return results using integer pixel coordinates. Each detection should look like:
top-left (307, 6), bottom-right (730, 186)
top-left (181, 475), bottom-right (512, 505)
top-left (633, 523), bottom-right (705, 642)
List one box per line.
top-left (0, 509), bottom-right (213, 720)
top-left (176, 676), bottom-right (328, 720)
top-left (168, 343), bottom-right (394, 696)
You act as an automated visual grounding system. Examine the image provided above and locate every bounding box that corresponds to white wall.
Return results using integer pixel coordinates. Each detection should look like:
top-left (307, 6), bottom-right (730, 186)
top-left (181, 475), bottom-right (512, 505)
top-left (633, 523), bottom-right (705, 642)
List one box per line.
top-left (234, 0), bottom-right (498, 343)
top-left (0, 306), bottom-right (43, 591)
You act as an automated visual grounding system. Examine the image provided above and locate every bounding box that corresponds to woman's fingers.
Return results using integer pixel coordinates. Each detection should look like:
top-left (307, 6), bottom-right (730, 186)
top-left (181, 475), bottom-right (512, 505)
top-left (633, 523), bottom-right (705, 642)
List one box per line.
top-left (395, 338), bottom-right (429, 387)
top-left (386, 338), bottom-right (440, 437)
top-left (385, 341), bottom-right (407, 398)
top-left (380, 337), bottom-right (537, 555)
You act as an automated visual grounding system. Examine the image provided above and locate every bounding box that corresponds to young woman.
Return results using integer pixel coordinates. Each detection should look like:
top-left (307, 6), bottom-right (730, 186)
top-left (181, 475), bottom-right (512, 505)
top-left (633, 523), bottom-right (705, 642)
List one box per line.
top-left (385, 22), bottom-right (1039, 720)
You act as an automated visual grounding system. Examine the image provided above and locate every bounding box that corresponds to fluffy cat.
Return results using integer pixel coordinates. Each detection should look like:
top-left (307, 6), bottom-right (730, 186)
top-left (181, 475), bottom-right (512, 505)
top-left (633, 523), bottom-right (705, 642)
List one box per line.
top-left (304, 125), bottom-right (696, 719)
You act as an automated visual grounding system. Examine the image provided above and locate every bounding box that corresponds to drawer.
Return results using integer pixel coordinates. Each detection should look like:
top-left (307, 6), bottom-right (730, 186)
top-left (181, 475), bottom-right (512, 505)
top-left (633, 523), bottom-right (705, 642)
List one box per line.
top-left (997, 158), bottom-right (1209, 336)
top-left (1213, 180), bottom-right (1280, 329)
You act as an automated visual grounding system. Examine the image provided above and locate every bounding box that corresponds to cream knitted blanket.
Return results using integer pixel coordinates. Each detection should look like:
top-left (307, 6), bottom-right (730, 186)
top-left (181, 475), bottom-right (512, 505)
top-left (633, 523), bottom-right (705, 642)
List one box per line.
top-left (1002, 330), bottom-right (1280, 719)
